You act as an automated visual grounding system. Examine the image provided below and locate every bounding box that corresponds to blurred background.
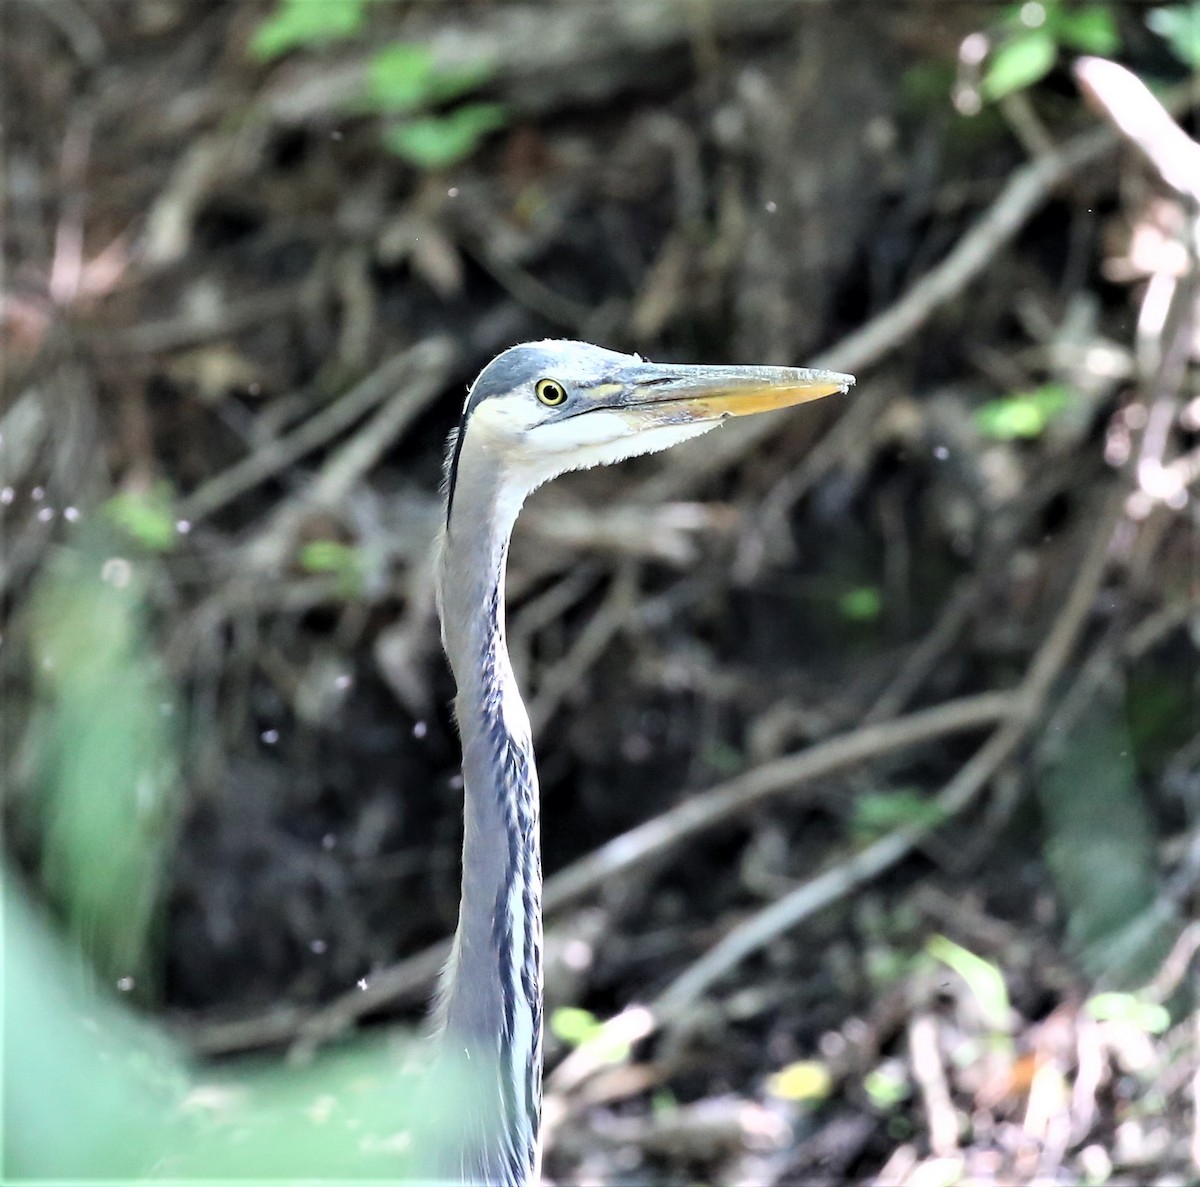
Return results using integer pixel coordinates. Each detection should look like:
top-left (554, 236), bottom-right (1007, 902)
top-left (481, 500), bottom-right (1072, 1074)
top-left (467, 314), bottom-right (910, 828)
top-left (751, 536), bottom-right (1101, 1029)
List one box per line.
top-left (2, 0), bottom-right (1198, 1182)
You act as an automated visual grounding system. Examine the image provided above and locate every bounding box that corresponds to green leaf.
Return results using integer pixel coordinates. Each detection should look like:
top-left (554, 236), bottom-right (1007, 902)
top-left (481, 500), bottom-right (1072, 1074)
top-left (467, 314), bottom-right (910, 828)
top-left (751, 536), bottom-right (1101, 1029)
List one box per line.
top-left (298, 539), bottom-right (353, 571)
top-left (550, 1006), bottom-right (602, 1047)
top-left (298, 539), bottom-right (363, 596)
top-left (1147, 4), bottom-right (1200, 67)
top-left (1050, 4), bottom-right (1119, 53)
top-left (650, 1088), bottom-right (678, 1115)
top-left (102, 484), bottom-right (178, 552)
top-left (1038, 689), bottom-right (1170, 984)
top-left (250, 0), bottom-right (368, 62)
top-left (853, 790), bottom-right (946, 840)
top-left (366, 42), bottom-right (437, 112)
top-left (865, 945), bottom-right (918, 988)
top-left (927, 935), bottom-right (1012, 1032)
top-left (864, 1062), bottom-right (910, 1109)
top-left (383, 104), bottom-right (507, 170)
top-left (424, 62), bottom-right (494, 105)
top-left (548, 1007), bottom-right (632, 1063)
top-left (363, 42), bottom-right (491, 115)
top-left (974, 382), bottom-right (1071, 440)
top-left (983, 29), bottom-right (1058, 99)
top-left (839, 585), bottom-right (883, 622)
top-left (1086, 992), bottom-right (1171, 1034)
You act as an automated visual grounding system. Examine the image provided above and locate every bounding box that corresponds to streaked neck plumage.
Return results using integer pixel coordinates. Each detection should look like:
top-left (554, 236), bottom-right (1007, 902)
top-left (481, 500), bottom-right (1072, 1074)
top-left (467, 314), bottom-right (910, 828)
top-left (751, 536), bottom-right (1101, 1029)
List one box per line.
top-left (434, 451), bottom-right (543, 1187)
top-left (424, 337), bottom-right (854, 1184)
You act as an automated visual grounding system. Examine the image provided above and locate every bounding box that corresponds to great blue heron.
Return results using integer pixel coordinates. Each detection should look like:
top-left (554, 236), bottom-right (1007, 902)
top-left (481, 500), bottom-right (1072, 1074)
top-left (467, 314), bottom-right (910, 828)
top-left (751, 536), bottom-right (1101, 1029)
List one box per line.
top-left (432, 340), bottom-right (853, 1184)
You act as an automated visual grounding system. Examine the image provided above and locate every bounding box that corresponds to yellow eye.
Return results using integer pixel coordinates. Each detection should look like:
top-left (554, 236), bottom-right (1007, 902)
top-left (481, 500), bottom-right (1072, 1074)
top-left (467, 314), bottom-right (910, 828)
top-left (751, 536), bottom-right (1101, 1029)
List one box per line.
top-left (535, 378), bottom-right (568, 407)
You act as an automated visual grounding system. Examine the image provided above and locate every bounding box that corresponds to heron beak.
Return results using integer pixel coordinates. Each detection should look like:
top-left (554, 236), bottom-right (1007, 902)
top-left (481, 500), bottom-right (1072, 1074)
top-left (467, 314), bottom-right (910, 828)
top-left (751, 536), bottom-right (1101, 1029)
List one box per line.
top-left (617, 361), bottom-right (854, 421)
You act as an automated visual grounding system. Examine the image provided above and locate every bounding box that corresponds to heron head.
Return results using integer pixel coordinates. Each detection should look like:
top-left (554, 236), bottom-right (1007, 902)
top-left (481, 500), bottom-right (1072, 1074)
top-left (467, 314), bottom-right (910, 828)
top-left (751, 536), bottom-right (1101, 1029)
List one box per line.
top-left (444, 339), bottom-right (853, 527)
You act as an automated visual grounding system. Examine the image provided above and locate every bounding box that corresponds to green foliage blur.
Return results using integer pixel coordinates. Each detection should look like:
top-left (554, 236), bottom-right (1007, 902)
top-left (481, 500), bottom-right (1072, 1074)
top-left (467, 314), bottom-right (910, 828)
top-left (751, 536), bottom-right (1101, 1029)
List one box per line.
top-left (24, 533), bottom-right (180, 993)
top-left (5, 878), bottom-right (184, 1178)
top-left (975, 383), bottom-right (1072, 440)
top-left (250, 0), bottom-right (506, 169)
top-left (852, 790), bottom-right (948, 842)
top-left (250, 0), bottom-right (370, 59)
top-left (102, 484), bottom-right (180, 553)
top-left (3, 530), bottom-right (475, 1178)
top-left (926, 934), bottom-right (1014, 1040)
top-left (6, 875), bottom-right (473, 1178)
top-left (975, 1), bottom-right (1195, 104)
top-left (549, 1006), bottom-right (634, 1064)
top-left (1037, 690), bottom-right (1172, 985)
top-left (982, 1), bottom-right (1118, 101)
top-left (1147, 2), bottom-right (1200, 66)
top-left (299, 538), bottom-right (367, 596)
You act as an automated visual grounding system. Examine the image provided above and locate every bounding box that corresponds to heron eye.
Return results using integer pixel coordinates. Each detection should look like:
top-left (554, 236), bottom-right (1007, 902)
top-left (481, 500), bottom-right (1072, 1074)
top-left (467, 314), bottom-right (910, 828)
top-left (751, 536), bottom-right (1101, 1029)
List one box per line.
top-left (535, 378), bottom-right (568, 407)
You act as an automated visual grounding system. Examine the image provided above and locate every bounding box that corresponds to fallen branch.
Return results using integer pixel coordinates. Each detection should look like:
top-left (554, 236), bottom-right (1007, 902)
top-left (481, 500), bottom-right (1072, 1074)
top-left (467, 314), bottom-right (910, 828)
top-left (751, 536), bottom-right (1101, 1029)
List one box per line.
top-left (541, 691), bottom-right (1015, 911)
top-left (645, 80), bottom-right (1198, 500)
top-left (185, 688), bottom-right (1015, 1056)
top-left (237, 337), bottom-right (455, 573)
top-left (654, 487), bottom-right (1123, 1014)
top-left (287, 689), bottom-right (1016, 1054)
top-left (179, 341), bottom-right (453, 524)
top-left (1075, 57), bottom-right (1200, 205)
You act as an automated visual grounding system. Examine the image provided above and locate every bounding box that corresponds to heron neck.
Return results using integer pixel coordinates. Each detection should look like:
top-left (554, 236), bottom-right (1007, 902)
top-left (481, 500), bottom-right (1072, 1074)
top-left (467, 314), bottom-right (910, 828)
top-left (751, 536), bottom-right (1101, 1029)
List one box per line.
top-left (437, 478), bottom-right (543, 1182)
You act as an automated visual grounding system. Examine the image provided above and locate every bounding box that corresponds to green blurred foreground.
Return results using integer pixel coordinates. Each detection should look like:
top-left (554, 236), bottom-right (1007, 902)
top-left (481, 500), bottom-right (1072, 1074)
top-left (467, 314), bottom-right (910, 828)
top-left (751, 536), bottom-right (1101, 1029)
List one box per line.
top-left (5, 878), bottom-right (463, 1178)
top-left (3, 538), bottom-right (472, 1179)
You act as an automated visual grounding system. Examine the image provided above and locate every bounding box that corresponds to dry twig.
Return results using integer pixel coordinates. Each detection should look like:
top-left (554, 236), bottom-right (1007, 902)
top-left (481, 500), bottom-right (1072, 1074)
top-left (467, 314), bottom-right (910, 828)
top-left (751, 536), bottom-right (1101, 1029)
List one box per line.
top-left (645, 80), bottom-right (1198, 500)
top-left (1075, 58), bottom-right (1200, 205)
top-left (237, 338), bottom-right (454, 573)
top-left (654, 488), bottom-right (1123, 1013)
top-left (185, 689), bottom-right (1015, 1055)
top-left (909, 1013), bottom-right (959, 1158)
top-left (179, 343), bottom-right (451, 524)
